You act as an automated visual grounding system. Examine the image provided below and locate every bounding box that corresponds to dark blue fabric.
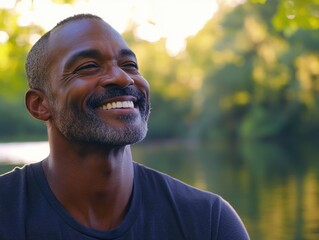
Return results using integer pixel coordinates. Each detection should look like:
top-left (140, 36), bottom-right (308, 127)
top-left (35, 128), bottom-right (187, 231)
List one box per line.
top-left (0, 161), bottom-right (249, 239)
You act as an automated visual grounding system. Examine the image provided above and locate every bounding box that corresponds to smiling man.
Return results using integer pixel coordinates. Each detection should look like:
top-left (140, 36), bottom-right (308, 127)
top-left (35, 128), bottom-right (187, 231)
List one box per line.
top-left (0, 14), bottom-right (249, 239)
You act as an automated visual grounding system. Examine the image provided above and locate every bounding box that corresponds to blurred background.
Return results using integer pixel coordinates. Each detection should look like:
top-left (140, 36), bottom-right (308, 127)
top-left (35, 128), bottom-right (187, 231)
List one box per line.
top-left (1, 0), bottom-right (319, 239)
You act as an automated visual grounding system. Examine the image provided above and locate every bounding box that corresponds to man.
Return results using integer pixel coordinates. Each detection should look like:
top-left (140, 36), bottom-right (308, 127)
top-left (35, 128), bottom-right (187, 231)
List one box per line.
top-left (0, 14), bottom-right (249, 239)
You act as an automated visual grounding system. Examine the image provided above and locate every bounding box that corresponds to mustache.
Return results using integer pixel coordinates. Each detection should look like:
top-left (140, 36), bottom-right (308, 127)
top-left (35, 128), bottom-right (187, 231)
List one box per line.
top-left (87, 86), bottom-right (146, 108)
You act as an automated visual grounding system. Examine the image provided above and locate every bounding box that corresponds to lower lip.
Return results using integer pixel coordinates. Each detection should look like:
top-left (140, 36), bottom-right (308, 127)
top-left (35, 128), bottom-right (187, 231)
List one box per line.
top-left (99, 107), bottom-right (138, 115)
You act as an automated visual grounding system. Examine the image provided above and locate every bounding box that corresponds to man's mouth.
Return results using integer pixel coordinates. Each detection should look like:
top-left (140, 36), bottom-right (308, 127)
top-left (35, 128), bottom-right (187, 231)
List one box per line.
top-left (100, 101), bottom-right (135, 110)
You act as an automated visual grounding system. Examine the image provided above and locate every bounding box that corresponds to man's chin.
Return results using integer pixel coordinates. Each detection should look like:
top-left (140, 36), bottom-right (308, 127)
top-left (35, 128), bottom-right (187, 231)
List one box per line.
top-left (63, 123), bottom-right (148, 147)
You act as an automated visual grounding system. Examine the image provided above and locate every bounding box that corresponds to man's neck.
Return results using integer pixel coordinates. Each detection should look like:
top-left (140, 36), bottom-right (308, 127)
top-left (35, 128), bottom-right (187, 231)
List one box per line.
top-left (42, 142), bottom-right (134, 230)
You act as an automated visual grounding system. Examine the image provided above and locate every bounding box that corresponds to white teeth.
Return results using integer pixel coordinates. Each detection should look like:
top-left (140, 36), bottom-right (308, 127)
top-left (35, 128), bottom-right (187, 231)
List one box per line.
top-left (101, 101), bottom-right (134, 110)
top-left (123, 101), bottom-right (128, 108)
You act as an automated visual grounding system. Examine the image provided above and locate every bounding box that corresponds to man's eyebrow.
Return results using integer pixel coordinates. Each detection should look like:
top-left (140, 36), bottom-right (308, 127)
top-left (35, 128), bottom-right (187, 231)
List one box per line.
top-left (119, 49), bottom-right (137, 59)
top-left (64, 48), bottom-right (137, 70)
top-left (65, 49), bottom-right (102, 70)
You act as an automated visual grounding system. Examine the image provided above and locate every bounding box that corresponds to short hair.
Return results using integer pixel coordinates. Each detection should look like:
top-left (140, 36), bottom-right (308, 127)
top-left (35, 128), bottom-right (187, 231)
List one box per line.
top-left (25, 14), bottom-right (102, 91)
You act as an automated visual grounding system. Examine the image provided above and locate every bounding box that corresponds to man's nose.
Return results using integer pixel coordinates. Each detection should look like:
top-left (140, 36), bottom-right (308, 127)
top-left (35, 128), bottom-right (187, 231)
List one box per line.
top-left (100, 66), bottom-right (134, 88)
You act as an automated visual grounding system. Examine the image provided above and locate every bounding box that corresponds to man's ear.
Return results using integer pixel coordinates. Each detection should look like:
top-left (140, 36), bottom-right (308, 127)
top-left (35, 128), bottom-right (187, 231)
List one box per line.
top-left (25, 88), bottom-right (52, 121)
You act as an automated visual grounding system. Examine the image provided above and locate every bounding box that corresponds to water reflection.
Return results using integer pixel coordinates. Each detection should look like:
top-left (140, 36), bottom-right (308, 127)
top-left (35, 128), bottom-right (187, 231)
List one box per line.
top-left (0, 141), bottom-right (318, 239)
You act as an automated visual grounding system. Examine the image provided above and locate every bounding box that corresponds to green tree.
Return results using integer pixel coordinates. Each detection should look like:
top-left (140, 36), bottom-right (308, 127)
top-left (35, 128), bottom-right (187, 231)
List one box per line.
top-left (249, 0), bottom-right (319, 31)
top-left (0, 0), bottom-right (78, 141)
top-left (0, 7), bottom-right (46, 141)
top-left (190, 0), bottom-right (319, 141)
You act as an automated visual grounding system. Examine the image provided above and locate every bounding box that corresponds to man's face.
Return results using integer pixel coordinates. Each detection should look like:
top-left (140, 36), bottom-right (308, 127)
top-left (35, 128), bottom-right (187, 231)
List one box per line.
top-left (46, 19), bottom-right (150, 146)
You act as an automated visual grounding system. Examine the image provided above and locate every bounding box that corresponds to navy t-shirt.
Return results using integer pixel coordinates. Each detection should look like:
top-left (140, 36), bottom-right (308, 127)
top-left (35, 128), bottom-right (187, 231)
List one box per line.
top-left (0, 161), bottom-right (249, 239)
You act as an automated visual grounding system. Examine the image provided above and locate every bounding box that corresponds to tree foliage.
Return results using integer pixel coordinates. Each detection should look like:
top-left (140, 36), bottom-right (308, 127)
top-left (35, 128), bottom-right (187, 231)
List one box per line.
top-left (191, 0), bottom-right (319, 141)
top-left (0, 7), bottom-right (46, 141)
top-left (248, 0), bottom-right (319, 31)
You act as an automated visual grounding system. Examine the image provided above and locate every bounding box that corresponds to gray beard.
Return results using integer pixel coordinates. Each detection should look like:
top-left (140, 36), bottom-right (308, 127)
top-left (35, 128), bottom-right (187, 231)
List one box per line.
top-left (53, 104), bottom-right (149, 146)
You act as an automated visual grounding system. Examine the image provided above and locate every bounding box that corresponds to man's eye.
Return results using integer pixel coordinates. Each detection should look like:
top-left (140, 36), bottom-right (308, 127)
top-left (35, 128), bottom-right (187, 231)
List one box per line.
top-left (122, 62), bottom-right (139, 72)
top-left (123, 61), bottom-right (138, 68)
top-left (74, 63), bottom-right (99, 72)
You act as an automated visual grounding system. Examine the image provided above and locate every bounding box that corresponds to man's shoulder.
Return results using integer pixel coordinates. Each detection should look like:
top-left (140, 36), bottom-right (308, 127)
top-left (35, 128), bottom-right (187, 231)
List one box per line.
top-left (0, 165), bottom-right (28, 184)
top-left (0, 165), bottom-right (29, 215)
top-left (134, 162), bottom-right (219, 204)
top-left (0, 162), bottom-right (40, 201)
top-left (133, 162), bottom-right (250, 239)
top-left (0, 164), bottom-right (32, 199)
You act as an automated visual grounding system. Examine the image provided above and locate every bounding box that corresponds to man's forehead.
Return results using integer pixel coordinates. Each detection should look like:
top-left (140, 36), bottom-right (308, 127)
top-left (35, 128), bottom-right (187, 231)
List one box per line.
top-left (51, 18), bottom-right (119, 41)
top-left (48, 18), bottom-right (127, 56)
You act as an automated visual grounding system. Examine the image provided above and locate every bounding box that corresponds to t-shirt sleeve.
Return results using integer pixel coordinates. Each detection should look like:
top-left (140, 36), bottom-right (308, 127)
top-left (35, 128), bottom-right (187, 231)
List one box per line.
top-left (213, 198), bottom-right (250, 240)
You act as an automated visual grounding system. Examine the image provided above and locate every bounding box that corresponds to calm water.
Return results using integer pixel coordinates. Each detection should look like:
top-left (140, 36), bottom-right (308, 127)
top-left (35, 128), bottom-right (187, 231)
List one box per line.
top-left (1, 141), bottom-right (318, 240)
